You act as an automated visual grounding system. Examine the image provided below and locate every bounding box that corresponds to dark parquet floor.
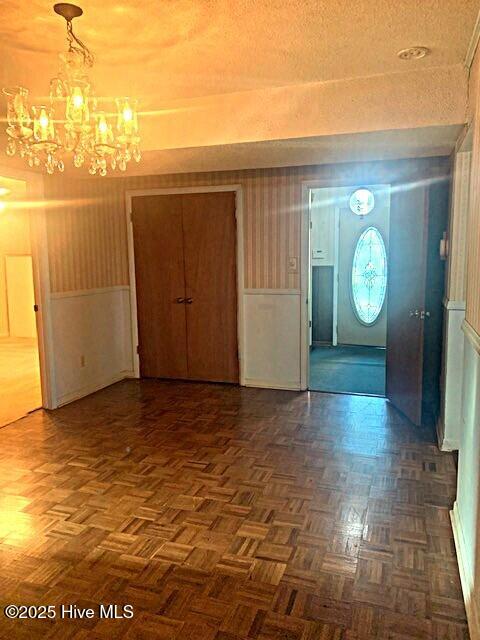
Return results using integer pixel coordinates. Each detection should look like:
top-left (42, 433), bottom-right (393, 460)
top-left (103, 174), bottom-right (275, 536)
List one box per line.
top-left (0, 380), bottom-right (468, 639)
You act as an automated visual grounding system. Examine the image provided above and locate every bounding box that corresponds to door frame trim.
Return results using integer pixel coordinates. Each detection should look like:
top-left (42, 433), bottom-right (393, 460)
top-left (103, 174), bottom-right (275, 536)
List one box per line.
top-left (125, 185), bottom-right (245, 385)
top-left (302, 181), bottom-right (346, 390)
top-left (332, 207), bottom-right (340, 347)
top-left (0, 164), bottom-right (56, 409)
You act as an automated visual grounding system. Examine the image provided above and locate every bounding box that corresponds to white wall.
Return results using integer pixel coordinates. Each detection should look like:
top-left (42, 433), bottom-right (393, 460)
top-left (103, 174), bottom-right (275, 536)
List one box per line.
top-left (243, 290), bottom-right (301, 390)
top-left (50, 287), bottom-right (134, 406)
top-left (5, 255), bottom-right (37, 338)
top-left (310, 189), bottom-right (336, 267)
top-left (439, 149), bottom-right (470, 451)
top-left (47, 280), bottom-right (304, 407)
top-left (451, 327), bottom-right (480, 639)
top-left (0, 202), bottom-right (31, 336)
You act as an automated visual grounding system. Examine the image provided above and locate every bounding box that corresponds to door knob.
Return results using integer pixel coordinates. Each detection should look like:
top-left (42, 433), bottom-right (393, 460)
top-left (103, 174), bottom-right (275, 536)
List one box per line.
top-left (185, 298), bottom-right (193, 304)
top-left (409, 309), bottom-right (420, 317)
top-left (420, 310), bottom-right (430, 320)
top-left (176, 297), bottom-right (185, 303)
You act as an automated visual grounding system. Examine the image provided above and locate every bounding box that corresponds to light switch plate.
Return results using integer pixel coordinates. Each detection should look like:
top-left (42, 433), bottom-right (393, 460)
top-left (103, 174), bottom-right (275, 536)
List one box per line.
top-left (288, 256), bottom-right (298, 273)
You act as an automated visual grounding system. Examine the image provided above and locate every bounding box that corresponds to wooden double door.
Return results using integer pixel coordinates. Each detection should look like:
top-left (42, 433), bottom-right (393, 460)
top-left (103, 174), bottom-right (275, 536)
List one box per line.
top-left (132, 191), bottom-right (239, 383)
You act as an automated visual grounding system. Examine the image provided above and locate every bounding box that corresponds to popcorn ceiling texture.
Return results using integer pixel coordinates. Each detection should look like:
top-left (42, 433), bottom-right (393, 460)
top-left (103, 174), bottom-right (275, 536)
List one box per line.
top-left (1, 0), bottom-right (477, 100)
top-left (0, 2), bottom-right (472, 156)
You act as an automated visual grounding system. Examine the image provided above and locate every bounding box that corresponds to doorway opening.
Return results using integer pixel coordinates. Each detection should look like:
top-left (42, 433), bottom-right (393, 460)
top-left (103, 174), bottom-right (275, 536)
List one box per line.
top-left (304, 176), bottom-right (449, 427)
top-left (308, 184), bottom-right (390, 396)
top-left (0, 176), bottom-right (42, 427)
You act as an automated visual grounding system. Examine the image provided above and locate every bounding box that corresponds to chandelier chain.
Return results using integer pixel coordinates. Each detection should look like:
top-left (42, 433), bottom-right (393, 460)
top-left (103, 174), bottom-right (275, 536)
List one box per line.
top-left (66, 18), bottom-right (94, 67)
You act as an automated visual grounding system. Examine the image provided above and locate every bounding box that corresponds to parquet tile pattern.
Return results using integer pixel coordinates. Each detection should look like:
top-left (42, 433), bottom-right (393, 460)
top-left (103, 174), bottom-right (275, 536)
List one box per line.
top-left (0, 380), bottom-right (468, 639)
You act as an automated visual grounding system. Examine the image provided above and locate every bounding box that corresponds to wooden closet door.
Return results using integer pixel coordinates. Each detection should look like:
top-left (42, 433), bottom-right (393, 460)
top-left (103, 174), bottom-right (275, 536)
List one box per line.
top-left (132, 195), bottom-right (188, 379)
top-left (182, 192), bottom-right (239, 383)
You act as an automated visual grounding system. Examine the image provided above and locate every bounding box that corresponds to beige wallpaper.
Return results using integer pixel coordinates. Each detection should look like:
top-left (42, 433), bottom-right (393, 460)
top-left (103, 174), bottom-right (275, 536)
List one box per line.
top-left (447, 151), bottom-right (470, 303)
top-left (467, 127), bottom-right (480, 333)
top-left (465, 50), bottom-right (480, 334)
top-left (44, 157), bottom-right (451, 294)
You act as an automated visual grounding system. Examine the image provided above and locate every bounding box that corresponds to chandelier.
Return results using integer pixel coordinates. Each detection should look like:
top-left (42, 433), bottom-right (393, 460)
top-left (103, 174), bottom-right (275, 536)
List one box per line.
top-left (2, 3), bottom-right (141, 176)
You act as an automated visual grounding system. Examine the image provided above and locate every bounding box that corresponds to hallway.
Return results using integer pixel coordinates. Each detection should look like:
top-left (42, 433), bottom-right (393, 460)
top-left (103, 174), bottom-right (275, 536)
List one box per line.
top-left (0, 379), bottom-right (467, 639)
top-left (309, 345), bottom-right (386, 395)
top-left (0, 337), bottom-right (41, 427)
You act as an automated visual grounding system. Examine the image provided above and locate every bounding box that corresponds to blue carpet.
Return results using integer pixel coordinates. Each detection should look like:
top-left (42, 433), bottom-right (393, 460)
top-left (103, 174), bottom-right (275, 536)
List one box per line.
top-left (309, 345), bottom-right (386, 395)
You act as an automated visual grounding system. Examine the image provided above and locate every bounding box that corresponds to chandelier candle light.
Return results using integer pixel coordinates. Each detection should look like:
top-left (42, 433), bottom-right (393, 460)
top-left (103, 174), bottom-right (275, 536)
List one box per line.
top-left (3, 3), bottom-right (141, 175)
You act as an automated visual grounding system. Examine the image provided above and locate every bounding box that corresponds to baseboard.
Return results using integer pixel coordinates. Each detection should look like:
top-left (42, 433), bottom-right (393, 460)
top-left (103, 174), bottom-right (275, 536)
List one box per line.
top-left (56, 371), bottom-right (134, 407)
top-left (451, 503), bottom-right (480, 639)
top-left (244, 378), bottom-right (302, 391)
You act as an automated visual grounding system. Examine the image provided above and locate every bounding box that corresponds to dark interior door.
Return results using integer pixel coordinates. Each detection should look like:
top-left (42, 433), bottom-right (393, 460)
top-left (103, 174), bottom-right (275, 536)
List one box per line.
top-left (132, 191), bottom-right (239, 384)
top-left (312, 266), bottom-right (334, 344)
top-left (386, 185), bottom-right (428, 425)
top-left (422, 181), bottom-right (449, 425)
top-left (182, 192), bottom-right (239, 383)
top-left (132, 194), bottom-right (188, 379)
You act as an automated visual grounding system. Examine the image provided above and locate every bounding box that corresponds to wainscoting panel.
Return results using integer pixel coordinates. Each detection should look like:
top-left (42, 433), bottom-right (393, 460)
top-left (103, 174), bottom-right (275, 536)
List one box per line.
top-left (243, 291), bottom-right (301, 389)
top-left (451, 327), bottom-right (480, 639)
top-left (51, 287), bottom-right (133, 405)
top-left (438, 303), bottom-right (466, 450)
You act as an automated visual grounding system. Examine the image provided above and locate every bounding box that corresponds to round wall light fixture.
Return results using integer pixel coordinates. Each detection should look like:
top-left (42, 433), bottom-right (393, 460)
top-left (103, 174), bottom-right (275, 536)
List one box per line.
top-left (349, 188), bottom-right (375, 216)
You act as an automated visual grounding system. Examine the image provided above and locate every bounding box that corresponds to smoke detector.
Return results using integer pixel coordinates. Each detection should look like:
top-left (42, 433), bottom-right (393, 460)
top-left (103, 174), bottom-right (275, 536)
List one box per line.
top-left (397, 46), bottom-right (430, 60)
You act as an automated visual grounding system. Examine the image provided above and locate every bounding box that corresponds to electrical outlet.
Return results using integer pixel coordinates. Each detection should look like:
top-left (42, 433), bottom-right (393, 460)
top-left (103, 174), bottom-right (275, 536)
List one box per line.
top-left (80, 355), bottom-right (86, 368)
top-left (288, 256), bottom-right (298, 273)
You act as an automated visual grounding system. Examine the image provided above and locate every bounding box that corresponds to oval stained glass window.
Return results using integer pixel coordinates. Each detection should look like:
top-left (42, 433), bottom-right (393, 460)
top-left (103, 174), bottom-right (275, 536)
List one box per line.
top-left (351, 227), bottom-right (387, 325)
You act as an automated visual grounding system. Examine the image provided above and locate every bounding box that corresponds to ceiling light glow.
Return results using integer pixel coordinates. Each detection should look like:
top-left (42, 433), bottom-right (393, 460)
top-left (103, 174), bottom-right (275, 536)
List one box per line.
top-left (2, 3), bottom-right (141, 176)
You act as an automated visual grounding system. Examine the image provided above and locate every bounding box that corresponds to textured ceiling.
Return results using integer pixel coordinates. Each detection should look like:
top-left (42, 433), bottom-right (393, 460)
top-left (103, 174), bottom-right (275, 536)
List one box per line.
top-left (114, 125), bottom-right (465, 177)
top-left (2, 124), bottom-right (461, 177)
top-left (0, 1), bottom-right (477, 172)
top-left (0, 0), bottom-right (478, 102)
